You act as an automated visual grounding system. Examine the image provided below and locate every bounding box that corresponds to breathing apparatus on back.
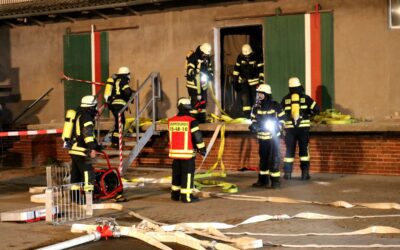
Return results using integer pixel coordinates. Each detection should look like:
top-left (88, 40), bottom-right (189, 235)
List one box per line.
top-left (62, 95), bottom-right (98, 149)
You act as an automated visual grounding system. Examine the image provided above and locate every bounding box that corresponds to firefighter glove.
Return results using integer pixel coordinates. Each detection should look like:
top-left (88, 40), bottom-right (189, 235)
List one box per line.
top-left (199, 147), bottom-right (207, 156)
top-left (249, 123), bottom-right (259, 133)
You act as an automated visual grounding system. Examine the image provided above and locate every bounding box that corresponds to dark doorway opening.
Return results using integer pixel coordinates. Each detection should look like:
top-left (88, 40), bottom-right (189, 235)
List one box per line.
top-left (220, 25), bottom-right (263, 118)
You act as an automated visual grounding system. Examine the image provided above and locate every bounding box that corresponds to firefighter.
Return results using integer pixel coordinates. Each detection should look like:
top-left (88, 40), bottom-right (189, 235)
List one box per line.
top-left (67, 95), bottom-right (126, 202)
top-left (185, 43), bottom-right (214, 123)
top-left (168, 97), bottom-right (206, 203)
top-left (68, 95), bottom-right (100, 193)
top-left (281, 77), bottom-right (320, 180)
top-left (249, 84), bottom-right (285, 189)
top-left (104, 66), bottom-right (134, 148)
top-left (233, 44), bottom-right (264, 118)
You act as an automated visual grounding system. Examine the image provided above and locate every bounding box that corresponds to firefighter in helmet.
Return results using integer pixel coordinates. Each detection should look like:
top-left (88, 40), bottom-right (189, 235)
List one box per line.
top-left (104, 66), bottom-right (134, 148)
top-left (168, 97), bottom-right (206, 203)
top-left (233, 44), bottom-right (264, 118)
top-left (249, 84), bottom-right (285, 189)
top-left (281, 77), bottom-right (320, 180)
top-left (185, 43), bottom-right (214, 123)
top-left (68, 95), bottom-right (100, 191)
top-left (65, 95), bottom-right (126, 202)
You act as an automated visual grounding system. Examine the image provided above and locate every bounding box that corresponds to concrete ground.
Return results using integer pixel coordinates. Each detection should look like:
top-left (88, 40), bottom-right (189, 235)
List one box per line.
top-left (0, 166), bottom-right (399, 250)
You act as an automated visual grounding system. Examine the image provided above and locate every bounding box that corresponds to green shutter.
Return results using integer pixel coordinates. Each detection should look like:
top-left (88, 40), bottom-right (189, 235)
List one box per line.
top-left (321, 12), bottom-right (334, 110)
top-left (63, 34), bottom-right (92, 111)
top-left (264, 15), bottom-right (305, 102)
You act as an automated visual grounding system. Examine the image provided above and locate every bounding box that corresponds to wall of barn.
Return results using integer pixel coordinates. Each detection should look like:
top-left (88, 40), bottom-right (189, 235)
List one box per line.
top-left (0, 0), bottom-right (399, 126)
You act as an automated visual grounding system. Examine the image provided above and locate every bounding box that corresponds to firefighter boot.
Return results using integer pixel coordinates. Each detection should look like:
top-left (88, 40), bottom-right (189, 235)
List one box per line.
top-left (301, 169), bottom-right (311, 180)
top-left (171, 190), bottom-right (180, 201)
top-left (283, 172), bottom-right (292, 180)
top-left (252, 174), bottom-right (269, 188)
top-left (181, 194), bottom-right (200, 203)
top-left (270, 176), bottom-right (281, 189)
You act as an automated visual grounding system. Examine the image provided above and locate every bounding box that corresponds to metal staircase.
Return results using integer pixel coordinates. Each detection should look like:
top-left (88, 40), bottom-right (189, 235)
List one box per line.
top-left (97, 72), bottom-right (161, 175)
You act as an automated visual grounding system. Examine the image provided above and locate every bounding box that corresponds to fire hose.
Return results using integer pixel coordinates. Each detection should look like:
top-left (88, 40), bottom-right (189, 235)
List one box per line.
top-left (37, 218), bottom-right (121, 250)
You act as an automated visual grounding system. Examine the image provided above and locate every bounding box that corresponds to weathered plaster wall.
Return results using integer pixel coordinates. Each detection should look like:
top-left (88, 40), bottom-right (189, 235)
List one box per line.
top-left (1, 0), bottom-right (399, 125)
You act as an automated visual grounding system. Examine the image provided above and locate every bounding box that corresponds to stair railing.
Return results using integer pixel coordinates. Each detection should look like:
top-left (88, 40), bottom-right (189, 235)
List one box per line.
top-left (119, 72), bottom-right (161, 175)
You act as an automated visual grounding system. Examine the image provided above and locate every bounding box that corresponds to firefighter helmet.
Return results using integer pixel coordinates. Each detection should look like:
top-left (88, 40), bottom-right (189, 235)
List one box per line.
top-left (289, 77), bottom-right (301, 88)
top-left (80, 95), bottom-right (97, 107)
top-left (200, 43), bottom-right (212, 55)
top-left (242, 44), bottom-right (253, 56)
top-left (177, 97), bottom-right (192, 110)
top-left (117, 66), bottom-right (130, 75)
top-left (256, 84), bottom-right (272, 94)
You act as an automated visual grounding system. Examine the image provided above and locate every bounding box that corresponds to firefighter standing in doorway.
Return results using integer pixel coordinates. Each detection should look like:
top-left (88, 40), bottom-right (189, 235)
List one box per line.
top-left (168, 97), bottom-right (206, 203)
top-left (104, 66), bottom-right (134, 148)
top-left (281, 77), bottom-right (320, 180)
top-left (185, 43), bottom-right (214, 123)
top-left (233, 44), bottom-right (264, 118)
top-left (249, 84), bottom-right (285, 189)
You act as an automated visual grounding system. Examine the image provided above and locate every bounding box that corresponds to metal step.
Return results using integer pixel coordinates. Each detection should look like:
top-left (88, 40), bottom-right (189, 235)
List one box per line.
top-left (101, 141), bottom-right (137, 147)
top-left (102, 149), bottom-right (131, 156)
top-left (95, 158), bottom-right (121, 165)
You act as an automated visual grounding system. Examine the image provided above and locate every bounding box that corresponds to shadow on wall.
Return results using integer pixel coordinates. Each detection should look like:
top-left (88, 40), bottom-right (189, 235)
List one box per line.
top-left (0, 27), bottom-right (21, 130)
top-left (239, 137), bottom-right (254, 169)
top-left (144, 76), bottom-right (171, 120)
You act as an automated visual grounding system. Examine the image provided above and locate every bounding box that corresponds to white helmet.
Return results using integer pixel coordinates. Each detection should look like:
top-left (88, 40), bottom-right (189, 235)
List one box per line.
top-left (256, 84), bottom-right (272, 94)
top-left (117, 66), bottom-right (130, 75)
top-left (80, 95), bottom-right (97, 107)
top-left (242, 44), bottom-right (253, 56)
top-left (200, 43), bottom-right (212, 55)
top-left (177, 97), bottom-right (192, 110)
top-left (288, 77), bottom-right (301, 88)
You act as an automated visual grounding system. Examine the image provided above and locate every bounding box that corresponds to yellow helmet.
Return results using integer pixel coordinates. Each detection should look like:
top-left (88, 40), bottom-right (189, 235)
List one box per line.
top-left (177, 97), bottom-right (192, 110)
top-left (200, 43), bottom-right (212, 55)
top-left (117, 66), bottom-right (130, 75)
top-left (242, 44), bottom-right (253, 56)
top-left (288, 77), bottom-right (301, 88)
top-left (256, 84), bottom-right (272, 94)
top-left (80, 95), bottom-right (97, 107)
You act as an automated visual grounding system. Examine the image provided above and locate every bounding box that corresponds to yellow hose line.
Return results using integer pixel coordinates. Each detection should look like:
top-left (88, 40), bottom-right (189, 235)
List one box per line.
top-left (313, 109), bottom-right (358, 125)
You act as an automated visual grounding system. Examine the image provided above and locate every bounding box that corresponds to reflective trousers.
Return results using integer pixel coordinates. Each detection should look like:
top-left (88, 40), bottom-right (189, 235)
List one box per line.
top-left (283, 127), bottom-right (310, 173)
top-left (171, 158), bottom-right (196, 202)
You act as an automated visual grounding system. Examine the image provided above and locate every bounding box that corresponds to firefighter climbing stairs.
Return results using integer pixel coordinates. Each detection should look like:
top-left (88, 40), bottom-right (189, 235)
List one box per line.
top-left (93, 72), bottom-right (161, 175)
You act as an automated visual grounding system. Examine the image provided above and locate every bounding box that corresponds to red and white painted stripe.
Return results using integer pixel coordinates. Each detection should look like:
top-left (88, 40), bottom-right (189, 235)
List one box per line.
top-left (304, 8), bottom-right (322, 106)
top-left (0, 129), bottom-right (63, 137)
top-left (118, 113), bottom-right (123, 173)
top-left (91, 25), bottom-right (103, 107)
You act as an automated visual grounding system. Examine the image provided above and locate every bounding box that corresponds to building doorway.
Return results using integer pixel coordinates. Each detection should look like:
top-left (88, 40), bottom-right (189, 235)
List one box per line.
top-left (220, 25), bottom-right (263, 118)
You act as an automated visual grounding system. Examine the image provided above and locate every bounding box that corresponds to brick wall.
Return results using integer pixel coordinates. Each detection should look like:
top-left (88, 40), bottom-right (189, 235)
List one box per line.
top-left (3, 132), bottom-right (400, 176)
top-left (131, 132), bottom-right (400, 176)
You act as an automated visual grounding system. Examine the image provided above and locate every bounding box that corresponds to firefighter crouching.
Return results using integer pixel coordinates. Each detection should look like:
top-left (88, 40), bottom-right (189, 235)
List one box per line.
top-left (232, 44), bottom-right (264, 118)
top-left (63, 95), bottom-right (100, 195)
top-left (104, 66), bottom-right (134, 148)
top-left (168, 98), bottom-right (206, 203)
top-left (185, 43), bottom-right (214, 123)
top-left (281, 77), bottom-right (320, 180)
top-left (249, 84), bottom-right (285, 189)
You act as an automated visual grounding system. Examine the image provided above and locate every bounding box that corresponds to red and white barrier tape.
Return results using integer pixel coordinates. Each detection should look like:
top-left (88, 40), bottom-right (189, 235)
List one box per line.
top-left (0, 129), bottom-right (63, 137)
top-left (62, 73), bottom-right (105, 86)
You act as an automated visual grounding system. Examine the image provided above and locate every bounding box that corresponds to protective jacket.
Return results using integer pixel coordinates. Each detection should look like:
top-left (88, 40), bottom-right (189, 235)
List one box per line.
top-left (250, 98), bottom-right (285, 140)
top-left (104, 75), bottom-right (133, 106)
top-left (233, 52), bottom-right (264, 86)
top-left (168, 110), bottom-right (205, 159)
top-left (69, 107), bottom-right (99, 157)
top-left (186, 46), bottom-right (214, 95)
top-left (281, 88), bottom-right (319, 129)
